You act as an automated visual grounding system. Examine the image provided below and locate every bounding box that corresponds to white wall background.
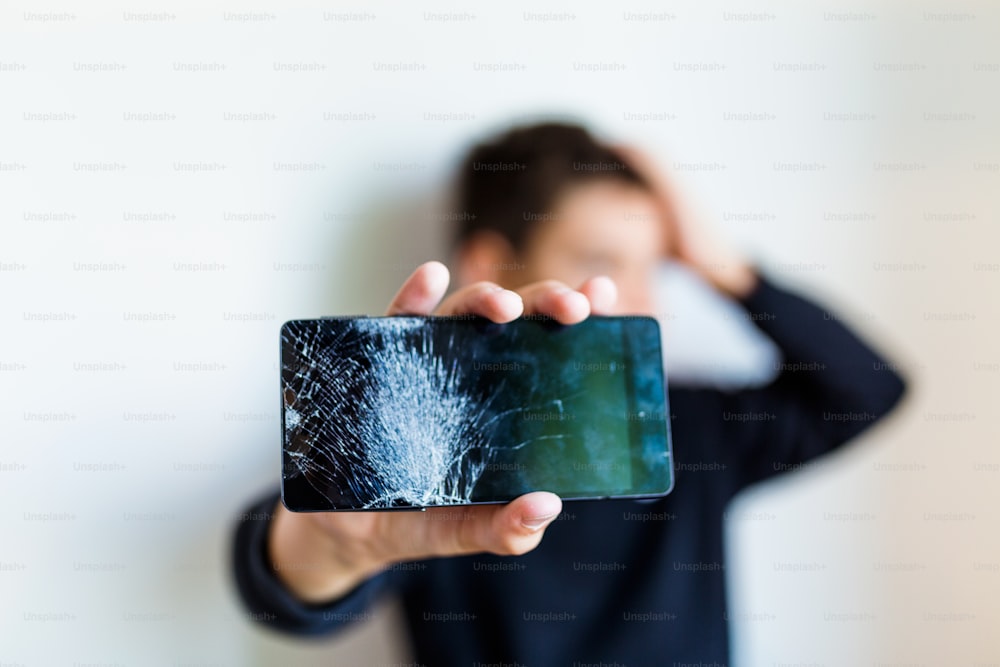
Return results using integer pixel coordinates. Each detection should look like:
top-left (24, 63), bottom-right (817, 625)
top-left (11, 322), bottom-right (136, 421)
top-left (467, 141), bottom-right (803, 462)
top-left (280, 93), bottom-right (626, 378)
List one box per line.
top-left (1, 1), bottom-right (997, 665)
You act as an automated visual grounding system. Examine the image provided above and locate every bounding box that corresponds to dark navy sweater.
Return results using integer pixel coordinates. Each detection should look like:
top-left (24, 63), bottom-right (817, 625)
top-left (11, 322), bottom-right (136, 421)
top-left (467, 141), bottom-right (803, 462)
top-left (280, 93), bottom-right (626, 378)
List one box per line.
top-left (232, 273), bottom-right (907, 666)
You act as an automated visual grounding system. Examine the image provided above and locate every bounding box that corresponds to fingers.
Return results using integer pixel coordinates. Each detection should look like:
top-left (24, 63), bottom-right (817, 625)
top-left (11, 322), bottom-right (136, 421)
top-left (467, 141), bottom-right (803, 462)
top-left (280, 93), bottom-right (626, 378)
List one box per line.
top-left (422, 276), bottom-right (618, 324)
top-left (515, 280), bottom-right (591, 324)
top-left (433, 282), bottom-right (524, 323)
top-left (386, 262), bottom-right (620, 323)
top-left (576, 276), bottom-right (618, 315)
top-left (385, 261), bottom-right (451, 316)
top-left (494, 276), bottom-right (618, 324)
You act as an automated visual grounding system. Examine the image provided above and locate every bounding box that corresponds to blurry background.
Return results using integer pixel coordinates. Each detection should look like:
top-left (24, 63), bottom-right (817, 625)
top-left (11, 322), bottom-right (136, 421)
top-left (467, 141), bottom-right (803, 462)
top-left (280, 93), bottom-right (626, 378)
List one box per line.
top-left (1, 0), bottom-right (997, 664)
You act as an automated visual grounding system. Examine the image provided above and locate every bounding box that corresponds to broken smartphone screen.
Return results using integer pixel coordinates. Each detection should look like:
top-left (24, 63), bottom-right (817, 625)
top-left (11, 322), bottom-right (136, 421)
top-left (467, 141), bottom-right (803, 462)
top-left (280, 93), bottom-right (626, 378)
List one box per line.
top-left (280, 315), bottom-right (673, 511)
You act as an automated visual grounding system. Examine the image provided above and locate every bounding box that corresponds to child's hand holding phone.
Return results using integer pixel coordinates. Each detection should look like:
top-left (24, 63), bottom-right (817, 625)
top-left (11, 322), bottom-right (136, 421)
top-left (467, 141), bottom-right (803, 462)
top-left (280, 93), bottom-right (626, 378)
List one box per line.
top-left (267, 261), bottom-right (666, 604)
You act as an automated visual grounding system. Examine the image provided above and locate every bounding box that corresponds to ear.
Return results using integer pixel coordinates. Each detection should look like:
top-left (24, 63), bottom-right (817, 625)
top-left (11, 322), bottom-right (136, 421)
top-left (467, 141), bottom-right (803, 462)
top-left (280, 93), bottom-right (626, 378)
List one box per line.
top-left (454, 230), bottom-right (519, 289)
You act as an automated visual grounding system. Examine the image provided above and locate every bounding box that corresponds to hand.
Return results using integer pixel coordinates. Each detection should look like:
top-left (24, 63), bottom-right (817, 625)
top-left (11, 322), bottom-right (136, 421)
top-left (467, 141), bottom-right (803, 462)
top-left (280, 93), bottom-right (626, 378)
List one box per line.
top-left (268, 261), bottom-right (618, 604)
top-left (613, 144), bottom-right (758, 298)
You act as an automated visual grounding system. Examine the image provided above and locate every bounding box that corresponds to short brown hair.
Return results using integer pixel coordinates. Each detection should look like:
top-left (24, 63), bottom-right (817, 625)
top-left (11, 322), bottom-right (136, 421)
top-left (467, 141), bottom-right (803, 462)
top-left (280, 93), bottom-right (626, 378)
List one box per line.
top-left (453, 122), bottom-right (650, 252)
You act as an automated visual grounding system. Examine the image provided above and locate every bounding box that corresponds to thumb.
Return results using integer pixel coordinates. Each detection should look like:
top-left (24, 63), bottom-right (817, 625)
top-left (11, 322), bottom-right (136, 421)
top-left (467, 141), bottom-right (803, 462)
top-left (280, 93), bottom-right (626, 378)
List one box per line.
top-left (419, 492), bottom-right (563, 559)
top-left (470, 492), bottom-right (563, 556)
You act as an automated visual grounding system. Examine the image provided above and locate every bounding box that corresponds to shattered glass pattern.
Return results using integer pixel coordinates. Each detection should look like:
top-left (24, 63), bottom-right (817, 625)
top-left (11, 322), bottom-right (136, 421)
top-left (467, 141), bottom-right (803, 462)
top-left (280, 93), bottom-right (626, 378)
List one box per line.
top-left (280, 316), bottom-right (671, 510)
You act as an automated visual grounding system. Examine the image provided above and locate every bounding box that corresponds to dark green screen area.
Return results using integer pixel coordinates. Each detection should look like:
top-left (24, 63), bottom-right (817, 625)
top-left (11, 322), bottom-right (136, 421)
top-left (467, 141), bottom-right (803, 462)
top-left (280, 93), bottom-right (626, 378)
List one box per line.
top-left (470, 318), bottom-right (634, 498)
top-left (280, 316), bottom-right (673, 510)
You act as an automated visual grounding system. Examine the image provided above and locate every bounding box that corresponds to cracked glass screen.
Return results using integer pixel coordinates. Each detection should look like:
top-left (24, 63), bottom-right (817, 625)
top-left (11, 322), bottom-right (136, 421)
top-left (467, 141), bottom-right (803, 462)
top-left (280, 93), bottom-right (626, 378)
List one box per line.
top-left (280, 316), bottom-right (672, 510)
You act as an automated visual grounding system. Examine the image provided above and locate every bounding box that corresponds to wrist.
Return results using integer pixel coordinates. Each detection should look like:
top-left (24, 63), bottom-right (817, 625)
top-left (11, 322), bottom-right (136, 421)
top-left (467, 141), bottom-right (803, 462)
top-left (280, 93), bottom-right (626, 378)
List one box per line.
top-left (267, 503), bottom-right (384, 604)
top-left (715, 262), bottom-right (758, 299)
top-left (695, 259), bottom-right (758, 299)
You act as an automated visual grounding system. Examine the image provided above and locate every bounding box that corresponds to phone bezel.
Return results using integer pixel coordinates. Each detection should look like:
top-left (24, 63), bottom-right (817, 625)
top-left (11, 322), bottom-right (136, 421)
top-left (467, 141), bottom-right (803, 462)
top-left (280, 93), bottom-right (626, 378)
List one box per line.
top-left (279, 315), bottom-right (674, 512)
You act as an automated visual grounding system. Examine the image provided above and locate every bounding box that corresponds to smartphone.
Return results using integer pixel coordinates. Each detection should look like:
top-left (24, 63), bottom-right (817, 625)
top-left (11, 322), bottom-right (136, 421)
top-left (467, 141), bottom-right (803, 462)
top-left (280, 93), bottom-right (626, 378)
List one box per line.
top-left (280, 315), bottom-right (673, 511)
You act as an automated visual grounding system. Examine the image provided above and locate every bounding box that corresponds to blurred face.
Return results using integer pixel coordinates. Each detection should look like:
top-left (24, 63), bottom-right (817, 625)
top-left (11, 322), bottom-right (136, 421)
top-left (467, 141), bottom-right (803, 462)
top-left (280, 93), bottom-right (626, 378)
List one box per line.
top-left (513, 181), bottom-right (665, 315)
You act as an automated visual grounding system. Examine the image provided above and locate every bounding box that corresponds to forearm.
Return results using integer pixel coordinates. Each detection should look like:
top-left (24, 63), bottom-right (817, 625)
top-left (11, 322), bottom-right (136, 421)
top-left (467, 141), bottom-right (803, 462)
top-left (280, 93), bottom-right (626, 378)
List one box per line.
top-left (713, 272), bottom-right (908, 486)
top-left (740, 271), bottom-right (908, 432)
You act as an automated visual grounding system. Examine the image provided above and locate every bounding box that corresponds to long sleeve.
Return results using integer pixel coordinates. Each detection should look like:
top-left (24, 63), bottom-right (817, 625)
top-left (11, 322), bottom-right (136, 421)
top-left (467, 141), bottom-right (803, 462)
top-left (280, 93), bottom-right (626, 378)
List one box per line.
top-left (689, 270), bottom-right (908, 491)
top-left (230, 491), bottom-right (399, 636)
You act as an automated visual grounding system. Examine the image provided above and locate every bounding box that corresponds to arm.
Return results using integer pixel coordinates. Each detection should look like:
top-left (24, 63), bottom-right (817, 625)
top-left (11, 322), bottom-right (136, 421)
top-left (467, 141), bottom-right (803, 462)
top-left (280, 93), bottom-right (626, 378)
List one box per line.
top-left (614, 145), bottom-right (907, 485)
top-left (715, 270), bottom-right (907, 487)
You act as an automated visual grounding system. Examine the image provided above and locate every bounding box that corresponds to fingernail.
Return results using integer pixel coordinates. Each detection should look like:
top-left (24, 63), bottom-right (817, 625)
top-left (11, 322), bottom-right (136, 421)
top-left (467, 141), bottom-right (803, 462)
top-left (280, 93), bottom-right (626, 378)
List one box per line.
top-left (522, 513), bottom-right (559, 531)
